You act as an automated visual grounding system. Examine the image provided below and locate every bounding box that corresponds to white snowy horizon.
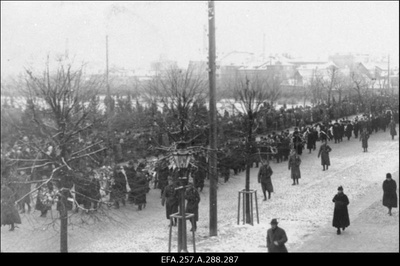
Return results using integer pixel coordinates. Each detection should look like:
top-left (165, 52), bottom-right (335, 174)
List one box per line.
top-left (1, 1), bottom-right (399, 77)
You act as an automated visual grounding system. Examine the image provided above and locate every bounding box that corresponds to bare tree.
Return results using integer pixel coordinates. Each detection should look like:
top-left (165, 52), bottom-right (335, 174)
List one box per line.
top-left (7, 58), bottom-right (109, 252)
top-left (144, 65), bottom-right (209, 144)
top-left (231, 73), bottom-right (271, 224)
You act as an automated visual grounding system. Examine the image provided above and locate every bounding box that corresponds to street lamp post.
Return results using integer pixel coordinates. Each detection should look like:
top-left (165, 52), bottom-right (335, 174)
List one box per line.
top-left (172, 149), bottom-right (191, 252)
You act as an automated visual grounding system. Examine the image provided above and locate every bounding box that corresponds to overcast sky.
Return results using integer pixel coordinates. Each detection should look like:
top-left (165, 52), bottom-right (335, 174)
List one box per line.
top-left (1, 1), bottom-right (399, 76)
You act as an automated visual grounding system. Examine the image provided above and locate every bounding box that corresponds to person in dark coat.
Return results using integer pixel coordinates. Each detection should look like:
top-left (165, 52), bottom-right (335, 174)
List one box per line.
top-left (266, 219), bottom-right (288, 253)
top-left (306, 127), bottom-right (316, 153)
top-left (185, 183), bottom-right (200, 231)
top-left (332, 186), bottom-right (350, 235)
top-left (382, 173), bottom-right (398, 216)
top-left (125, 161), bottom-right (137, 204)
top-left (345, 121), bottom-right (353, 141)
top-left (88, 171), bottom-right (101, 210)
top-left (360, 127), bottom-right (369, 152)
top-left (1, 182), bottom-right (22, 231)
top-left (257, 159), bottom-right (274, 201)
top-left (292, 129), bottom-right (303, 155)
top-left (162, 178), bottom-right (179, 226)
top-left (110, 166), bottom-right (127, 209)
top-left (288, 150), bottom-right (301, 185)
top-left (333, 120), bottom-right (340, 143)
top-left (389, 119), bottom-right (397, 140)
top-left (318, 140), bottom-right (332, 171)
top-left (156, 162), bottom-right (170, 197)
top-left (131, 171), bottom-right (148, 210)
top-left (353, 120), bottom-right (360, 139)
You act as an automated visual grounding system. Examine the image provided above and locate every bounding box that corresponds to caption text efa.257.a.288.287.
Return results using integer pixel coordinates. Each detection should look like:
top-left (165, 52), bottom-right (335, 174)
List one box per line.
top-left (161, 255), bottom-right (239, 264)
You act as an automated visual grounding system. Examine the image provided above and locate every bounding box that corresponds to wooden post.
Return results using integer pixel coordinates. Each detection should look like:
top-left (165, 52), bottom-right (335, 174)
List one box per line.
top-left (208, 0), bottom-right (218, 237)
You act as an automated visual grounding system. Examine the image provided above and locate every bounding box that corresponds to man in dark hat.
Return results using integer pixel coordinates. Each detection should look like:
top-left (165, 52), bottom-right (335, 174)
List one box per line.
top-left (382, 173), bottom-right (397, 216)
top-left (332, 186), bottom-right (350, 235)
top-left (266, 218), bottom-right (288, 253)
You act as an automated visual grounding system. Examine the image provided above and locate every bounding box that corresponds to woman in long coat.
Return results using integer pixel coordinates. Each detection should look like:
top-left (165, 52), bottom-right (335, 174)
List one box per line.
top-left (161, 178), bottom-right (179, 226)
top-left (360, 128), bottom-right (369, 152)
top-left (288, 150), bottom-right (301, 185)
top-left (318, 140), bottom-right (332, 171)
top-left (131, 171), bottom-right (148, 211)
top-left (382, 173), bottom-right (398, 216)
top-left (1, 182), bottom-right (21, 231)
top-left (185, 183), bottom-right (200, 231)
top-left (332, 186), bottom-right (350, 235)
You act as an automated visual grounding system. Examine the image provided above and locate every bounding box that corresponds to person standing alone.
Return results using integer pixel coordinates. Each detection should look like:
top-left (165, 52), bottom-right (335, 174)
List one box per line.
top-left (382, 173), bottom-right (397, 216)
top-left (288, 149), bottom-right (301, 185)
top-left (332, 186), bottom-right (350, 235)
top-left (318, 139), bottom-right (332, 171)
top-left (360, 127), bottom-right (369, 152)
top-left (266, 218), bottom-right (288, 253)
top-left (257, 159), bottom-right (274, 201)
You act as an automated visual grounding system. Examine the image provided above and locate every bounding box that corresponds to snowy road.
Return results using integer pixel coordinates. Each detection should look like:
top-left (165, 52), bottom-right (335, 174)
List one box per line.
top-left (1, 124), bottom-right (399, 252)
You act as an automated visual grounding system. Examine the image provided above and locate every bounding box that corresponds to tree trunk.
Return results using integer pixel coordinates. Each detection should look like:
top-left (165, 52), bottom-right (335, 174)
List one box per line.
top-left (59, 191), bottom-right (68, 253)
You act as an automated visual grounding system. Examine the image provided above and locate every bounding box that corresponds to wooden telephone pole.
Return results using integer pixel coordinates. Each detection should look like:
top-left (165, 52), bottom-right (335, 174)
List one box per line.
top-left (208, 0), bottom-right (218, 237)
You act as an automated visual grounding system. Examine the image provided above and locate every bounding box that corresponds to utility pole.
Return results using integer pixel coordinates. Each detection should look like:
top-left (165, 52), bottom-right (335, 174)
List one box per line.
top-left (208, 0), bottom-right (218, 237)
top-left (105, 35), bottom-right (113, 165)
top-left (387, 54), bottom-right (391, 92)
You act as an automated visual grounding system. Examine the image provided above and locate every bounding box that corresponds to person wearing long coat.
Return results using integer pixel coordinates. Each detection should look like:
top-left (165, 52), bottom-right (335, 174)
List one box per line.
top-left (382, 173), bottom-right (398, 216)
top-left (1, 183), bottom-right (21, 231)
top-left (288, 150), bottom-right (301, 185)
top-left (332, 186), bottom-right (350, 235)
top-left (266, 219), bottom-right (288, 253)
top-left (345, 121), bottom-right (353, 141)
top-left (360, 128), bottom-right (370, 152)
top-left (162, 179), bottom-right (179, 226)
top-left (389, 119), bottom-right (397, 140)
top-left (131, 171), bottom-right (148, 210)
top-left (318, 140), bottom-right (332, 171)
top-left (257, 159), bottom-right (274, 201)
top-left (185, 183), bottom-right (200, 231)
top-left (110, 166), bottom-right (127, 209)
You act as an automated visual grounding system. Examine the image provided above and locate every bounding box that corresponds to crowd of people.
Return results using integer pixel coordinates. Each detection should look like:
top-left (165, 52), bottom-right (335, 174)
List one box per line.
top-left (1, 95), bottom-right (399, 237)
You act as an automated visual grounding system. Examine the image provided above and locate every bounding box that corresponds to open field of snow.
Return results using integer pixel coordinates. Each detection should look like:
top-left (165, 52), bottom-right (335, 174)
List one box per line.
top-left (1, 124), bottom-right (398, 252)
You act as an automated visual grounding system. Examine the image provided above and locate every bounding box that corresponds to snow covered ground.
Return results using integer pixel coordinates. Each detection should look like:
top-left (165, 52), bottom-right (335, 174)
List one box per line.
top-left (1, 124), bottom-right (399, 252)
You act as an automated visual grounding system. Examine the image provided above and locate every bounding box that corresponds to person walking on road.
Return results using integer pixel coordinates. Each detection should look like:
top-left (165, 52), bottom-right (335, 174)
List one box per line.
top-left (266, 218), bottom-right (288, 253)
top-left (389, 119), bottom-right (397, 140)
top-left (382, 173), bottom-right (398, 216)
top-left (360, 127), bottom-right (370, 152)
top-left (318, 139), bottom-right (332, 171)
top-left (332, 186), bottom-right (350, 235)
top-left (288, 149), bottom-right (301, 185)
top-left (257, 159), bottom-right (274, 201)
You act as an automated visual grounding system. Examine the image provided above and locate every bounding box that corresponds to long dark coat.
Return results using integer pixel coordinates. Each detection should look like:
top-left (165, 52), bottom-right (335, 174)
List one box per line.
top-left (306, 130), bottom-right (316, 150)
top-left (185, 186), bottom-right (200, 221)
top-left (332, 193), bottom-right (350, 229)
top-left (110, 171), bottom-right (127, 201)
top-left (266, 227), bottom-right (288, 253)
top-left (389, 121), bottom-right (397, 137)
top-left (288, 154), bottom-right (301, 180)
top-left (360, 131), bottom-right (369, 149)
top-left (318, 143), bottom-right (332, 166)
top-left (131, 172), bottom-right (147, 205)
top-left (1, 185), bottom-right (22, 226)
top-left (345, 123), bottom-right (353, 139)
top-left (162, 183), bottom-right (179, 219)
top-left (383, 179), bottom-right (398, 208)
top-left (258, 164), bottom-right (274, 192)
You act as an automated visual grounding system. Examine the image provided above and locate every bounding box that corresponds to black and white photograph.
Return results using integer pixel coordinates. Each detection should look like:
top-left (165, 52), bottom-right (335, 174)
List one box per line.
top-left (1, 1), bottom-right (399, 253)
